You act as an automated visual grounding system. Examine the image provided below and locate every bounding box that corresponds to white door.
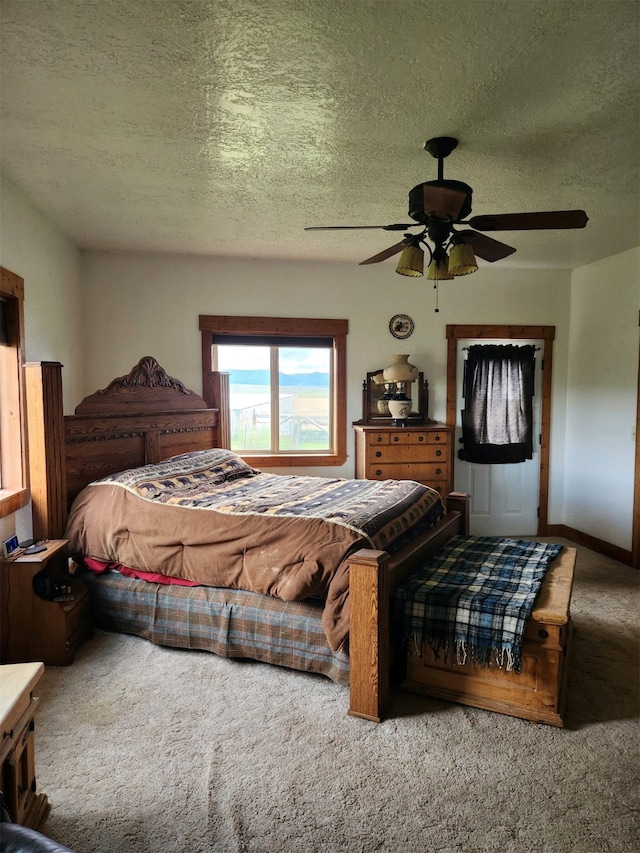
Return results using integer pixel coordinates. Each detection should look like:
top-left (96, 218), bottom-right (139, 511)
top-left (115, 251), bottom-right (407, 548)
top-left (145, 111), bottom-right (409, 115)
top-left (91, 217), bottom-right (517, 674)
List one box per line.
top-left (454, 339), bottom-right (542, 536)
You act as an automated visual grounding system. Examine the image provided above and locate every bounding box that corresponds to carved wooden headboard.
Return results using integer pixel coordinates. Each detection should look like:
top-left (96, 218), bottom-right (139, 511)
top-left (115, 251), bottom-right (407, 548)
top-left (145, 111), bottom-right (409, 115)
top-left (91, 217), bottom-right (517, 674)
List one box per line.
top-left (64, 356), bottom-right (225, 509)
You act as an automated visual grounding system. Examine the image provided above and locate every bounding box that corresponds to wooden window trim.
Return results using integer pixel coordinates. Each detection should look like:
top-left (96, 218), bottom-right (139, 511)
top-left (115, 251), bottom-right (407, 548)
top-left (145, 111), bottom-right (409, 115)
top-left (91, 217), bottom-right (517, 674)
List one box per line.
top-left (200, 315), bottom-right (348, 467)
top-left (0, 267), bottom-right (29, 517)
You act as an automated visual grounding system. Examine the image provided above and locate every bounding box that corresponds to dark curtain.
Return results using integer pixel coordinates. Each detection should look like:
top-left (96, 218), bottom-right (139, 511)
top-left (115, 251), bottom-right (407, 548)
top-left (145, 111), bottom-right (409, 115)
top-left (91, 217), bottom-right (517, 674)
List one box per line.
top-left (459, 344), bottom-right (536, 464)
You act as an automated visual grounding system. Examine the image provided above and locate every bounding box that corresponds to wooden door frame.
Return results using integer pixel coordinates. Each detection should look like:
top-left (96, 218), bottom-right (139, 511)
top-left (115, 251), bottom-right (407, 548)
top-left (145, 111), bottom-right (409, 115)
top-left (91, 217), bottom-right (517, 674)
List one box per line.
top-left (633, 337), bottom-right (639, 569)
top-left (446, 324), bottom-right (555, 536)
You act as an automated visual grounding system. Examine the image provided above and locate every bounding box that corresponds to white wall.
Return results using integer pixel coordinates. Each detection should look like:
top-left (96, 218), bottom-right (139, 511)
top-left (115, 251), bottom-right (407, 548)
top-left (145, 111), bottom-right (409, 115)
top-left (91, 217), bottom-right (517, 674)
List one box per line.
top-left (0, 176), bottom-right (83, 541)
top-left (2, 174), bottom-right (636, 549)
top-left (564, 247), bottom-right (639, 550)
top-left (79, 251), bottom-right (573, 507)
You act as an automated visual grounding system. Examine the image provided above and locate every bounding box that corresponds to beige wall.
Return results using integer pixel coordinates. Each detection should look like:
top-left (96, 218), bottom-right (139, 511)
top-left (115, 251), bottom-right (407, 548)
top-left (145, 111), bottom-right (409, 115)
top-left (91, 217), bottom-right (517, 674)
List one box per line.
top-left (78, 251), bottom-right (572, 487)
top-left (564, 247), bottom-right (639, 549)
top-left (1, 177), bottom-right (638, 549)
top-left (0, 176), bottom-right (83, 541)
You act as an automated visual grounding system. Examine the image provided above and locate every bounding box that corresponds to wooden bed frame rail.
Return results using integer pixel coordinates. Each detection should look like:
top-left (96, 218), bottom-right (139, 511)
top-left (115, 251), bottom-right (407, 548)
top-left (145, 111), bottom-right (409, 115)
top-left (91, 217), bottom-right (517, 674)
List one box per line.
top-left (348, 494), bottom-right (470, 722)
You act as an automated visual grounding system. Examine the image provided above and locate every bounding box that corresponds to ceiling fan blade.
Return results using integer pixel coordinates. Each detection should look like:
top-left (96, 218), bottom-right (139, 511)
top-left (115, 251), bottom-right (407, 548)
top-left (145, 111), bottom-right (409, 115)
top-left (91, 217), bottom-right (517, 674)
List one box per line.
top-left (423, 185), bottom-right (468, 220)
top-left (468, 210), bottom-right (589, 232)
top-left (457, 230), bottom-right (516, 262)
top-left (359, 239), bottom-right (409, 265)
top-left (305, 223), bottom-right (416, 232)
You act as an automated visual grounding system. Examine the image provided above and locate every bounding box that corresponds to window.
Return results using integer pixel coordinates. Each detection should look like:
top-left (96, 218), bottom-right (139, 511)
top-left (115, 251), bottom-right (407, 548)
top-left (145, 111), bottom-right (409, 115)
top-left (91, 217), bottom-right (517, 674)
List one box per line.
top-left (200, 316), bottom-right (348, 467)
top-left (0, 266), bottom-right (29, 517)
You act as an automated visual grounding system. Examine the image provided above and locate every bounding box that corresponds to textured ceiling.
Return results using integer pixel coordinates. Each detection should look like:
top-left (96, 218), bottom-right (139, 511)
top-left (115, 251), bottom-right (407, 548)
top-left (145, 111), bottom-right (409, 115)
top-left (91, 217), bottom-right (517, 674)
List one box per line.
top-left (1, 0), bottom-right (638, 270)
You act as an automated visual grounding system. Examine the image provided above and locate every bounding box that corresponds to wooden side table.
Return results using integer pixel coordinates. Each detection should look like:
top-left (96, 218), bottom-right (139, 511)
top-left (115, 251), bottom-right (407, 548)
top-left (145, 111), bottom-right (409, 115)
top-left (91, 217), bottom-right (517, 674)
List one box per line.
top-left (0, 540), bottom-right (90, 666)
top-left (0, 662), bottom-right (49, 828)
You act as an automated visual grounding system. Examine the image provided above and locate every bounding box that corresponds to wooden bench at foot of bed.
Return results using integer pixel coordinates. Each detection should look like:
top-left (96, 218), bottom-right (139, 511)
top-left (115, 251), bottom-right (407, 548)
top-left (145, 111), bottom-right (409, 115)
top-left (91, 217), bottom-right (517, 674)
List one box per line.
top-left (401, 545), bottom-right (577, 727)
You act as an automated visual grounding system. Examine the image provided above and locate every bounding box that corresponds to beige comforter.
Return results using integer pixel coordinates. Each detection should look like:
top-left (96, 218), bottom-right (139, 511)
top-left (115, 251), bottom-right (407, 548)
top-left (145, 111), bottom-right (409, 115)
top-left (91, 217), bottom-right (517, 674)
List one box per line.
top-left (65, 449), bottom-right (444, 651)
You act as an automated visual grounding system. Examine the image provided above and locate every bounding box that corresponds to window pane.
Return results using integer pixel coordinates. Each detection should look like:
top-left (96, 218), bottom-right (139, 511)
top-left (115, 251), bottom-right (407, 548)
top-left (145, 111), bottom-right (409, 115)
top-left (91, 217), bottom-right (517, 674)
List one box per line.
top-left (217, 345), bottom-right (272, 451)
top-left (216, 343), bottom-right (332, 454)
top-left (278, 347), bottom-right (331, 451)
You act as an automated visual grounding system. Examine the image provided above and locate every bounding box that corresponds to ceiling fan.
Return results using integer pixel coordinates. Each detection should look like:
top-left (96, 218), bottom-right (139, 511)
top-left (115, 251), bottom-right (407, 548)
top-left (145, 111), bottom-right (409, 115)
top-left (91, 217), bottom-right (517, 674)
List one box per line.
top-left (305, 137), bottom-right (588, 279)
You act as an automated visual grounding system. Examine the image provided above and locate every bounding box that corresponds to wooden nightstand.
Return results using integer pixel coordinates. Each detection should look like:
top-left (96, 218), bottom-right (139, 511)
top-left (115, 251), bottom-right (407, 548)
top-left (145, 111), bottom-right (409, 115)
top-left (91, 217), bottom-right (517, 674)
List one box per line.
top-left (0, 662), bottom-right (49, 827)
top-left (353, 423), bottom-right (455, 495)
top-left (0, 540), bottom-right (90, 666)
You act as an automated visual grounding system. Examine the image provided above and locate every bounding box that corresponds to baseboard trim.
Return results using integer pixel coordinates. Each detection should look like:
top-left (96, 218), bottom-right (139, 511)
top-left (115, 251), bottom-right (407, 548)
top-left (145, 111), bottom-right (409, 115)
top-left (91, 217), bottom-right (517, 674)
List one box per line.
top-left (546, 524), bottom-right (633, 567)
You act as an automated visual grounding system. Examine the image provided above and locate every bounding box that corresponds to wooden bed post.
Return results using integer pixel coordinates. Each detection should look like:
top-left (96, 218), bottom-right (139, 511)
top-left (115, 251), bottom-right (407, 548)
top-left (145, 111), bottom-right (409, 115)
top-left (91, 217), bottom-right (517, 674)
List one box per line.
top-left (446, 492), bottom-right (470, 534)
top-left (347, 548), bottom-right (390, 722)
top-left (348, 493), bottom-right (470, 722)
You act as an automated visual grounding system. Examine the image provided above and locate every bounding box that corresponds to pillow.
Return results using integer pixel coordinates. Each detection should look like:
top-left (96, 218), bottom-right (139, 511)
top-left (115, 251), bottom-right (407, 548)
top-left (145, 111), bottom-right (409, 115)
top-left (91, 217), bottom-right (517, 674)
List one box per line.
top-left (99, 448), bottom-right (259, 491)
top-left (169, 448), bottom-right (259, 482)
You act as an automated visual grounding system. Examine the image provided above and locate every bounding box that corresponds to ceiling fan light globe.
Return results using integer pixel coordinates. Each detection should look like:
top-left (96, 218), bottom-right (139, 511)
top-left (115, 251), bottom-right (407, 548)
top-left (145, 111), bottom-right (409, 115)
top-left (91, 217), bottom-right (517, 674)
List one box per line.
top-left (427, 257), bottom-right (453, 281)
top-left (448, 242), bottom-right (478, 276)
top-left (395, 245), bottom-right (424, 277)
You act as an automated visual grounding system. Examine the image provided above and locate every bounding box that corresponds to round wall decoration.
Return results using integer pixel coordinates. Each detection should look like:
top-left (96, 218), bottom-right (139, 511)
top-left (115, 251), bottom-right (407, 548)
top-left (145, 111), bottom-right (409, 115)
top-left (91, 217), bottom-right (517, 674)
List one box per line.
top-left (389, 314), bottom-right (414, 340)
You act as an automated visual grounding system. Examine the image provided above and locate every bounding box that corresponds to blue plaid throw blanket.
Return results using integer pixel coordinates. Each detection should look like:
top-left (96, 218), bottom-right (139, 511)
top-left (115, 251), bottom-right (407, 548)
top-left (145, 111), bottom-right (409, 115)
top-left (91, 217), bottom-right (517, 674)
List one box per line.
top-left (394, 536), bottom-right (563, 672)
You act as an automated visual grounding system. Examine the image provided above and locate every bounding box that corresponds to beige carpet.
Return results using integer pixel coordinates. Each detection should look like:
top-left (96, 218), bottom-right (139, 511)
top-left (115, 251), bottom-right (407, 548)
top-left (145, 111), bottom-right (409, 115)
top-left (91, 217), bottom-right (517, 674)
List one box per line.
top-left (33, 540), bottom-right (639, 853)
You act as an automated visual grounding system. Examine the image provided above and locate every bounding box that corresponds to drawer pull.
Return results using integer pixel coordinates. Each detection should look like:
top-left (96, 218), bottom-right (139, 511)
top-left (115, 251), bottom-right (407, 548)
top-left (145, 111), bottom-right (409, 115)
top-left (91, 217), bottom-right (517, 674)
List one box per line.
top-left (436, 450), bottom-right (442, 457)
top-left (434, 435), bottom-right (441, 442)
top-left (435, 468), bottom-right (442, 475)
top-left (418, 436), bottom-right (424, 442)
top-left (375, 451), bottom-right (382, 458)
top-left (538, 629), bottom-right (549, 639)
top-left (376, 436), bottom-right (383, 443)
top-left (393, 435), bottom-right (399, 442)
top-left (375, 469), bottom-right (382, 476)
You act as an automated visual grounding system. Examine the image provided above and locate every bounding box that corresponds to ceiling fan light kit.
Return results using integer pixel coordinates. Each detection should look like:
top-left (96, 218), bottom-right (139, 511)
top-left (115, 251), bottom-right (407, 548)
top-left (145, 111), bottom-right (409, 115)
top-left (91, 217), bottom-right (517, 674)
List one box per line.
top-left (427, 257), bottom-right (453, 281)
top-left (396, 243), bottom-right (424, 277)
top-left (306, 135), bottom-right (588, 292)
top-left (448, 240), bottom-right (478, 276)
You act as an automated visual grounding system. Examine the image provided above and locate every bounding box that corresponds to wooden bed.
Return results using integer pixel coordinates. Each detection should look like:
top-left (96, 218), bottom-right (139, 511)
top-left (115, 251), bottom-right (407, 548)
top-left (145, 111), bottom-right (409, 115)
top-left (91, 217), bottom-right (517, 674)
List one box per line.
top-left (57, 356), bottom-right (574, 725)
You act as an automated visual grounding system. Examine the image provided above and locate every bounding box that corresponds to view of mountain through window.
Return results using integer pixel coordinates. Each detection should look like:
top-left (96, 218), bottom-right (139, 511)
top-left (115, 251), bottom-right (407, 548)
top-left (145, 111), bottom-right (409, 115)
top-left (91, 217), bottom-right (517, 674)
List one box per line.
top-left (216, 344), bottom-right (332, 453)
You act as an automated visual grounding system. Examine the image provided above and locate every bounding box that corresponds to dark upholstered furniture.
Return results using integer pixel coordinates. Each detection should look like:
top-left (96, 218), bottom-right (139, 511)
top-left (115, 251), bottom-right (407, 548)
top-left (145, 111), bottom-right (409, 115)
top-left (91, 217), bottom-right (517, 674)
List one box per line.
top-left (0, 793), bottom-right (76, 853)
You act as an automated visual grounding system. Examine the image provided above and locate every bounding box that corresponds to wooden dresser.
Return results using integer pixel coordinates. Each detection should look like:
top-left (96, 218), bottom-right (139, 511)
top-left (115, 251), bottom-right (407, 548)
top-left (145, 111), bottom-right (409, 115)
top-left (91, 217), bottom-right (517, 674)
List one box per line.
top-left (353, 423), bottom-right (455, 495)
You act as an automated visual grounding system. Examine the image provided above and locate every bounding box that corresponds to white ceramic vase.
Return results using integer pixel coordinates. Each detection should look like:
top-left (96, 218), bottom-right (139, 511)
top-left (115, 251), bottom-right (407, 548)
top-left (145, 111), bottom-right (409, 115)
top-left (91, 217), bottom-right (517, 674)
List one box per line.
top-left (387, 396), bottom-right (412, 423)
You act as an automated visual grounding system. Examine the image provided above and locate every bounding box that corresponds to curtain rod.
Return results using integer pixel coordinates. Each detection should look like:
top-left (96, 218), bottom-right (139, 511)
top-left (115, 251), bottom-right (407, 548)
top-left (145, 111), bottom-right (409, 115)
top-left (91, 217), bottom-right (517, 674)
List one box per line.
top-left (461, 345), bottom-right (541, 351)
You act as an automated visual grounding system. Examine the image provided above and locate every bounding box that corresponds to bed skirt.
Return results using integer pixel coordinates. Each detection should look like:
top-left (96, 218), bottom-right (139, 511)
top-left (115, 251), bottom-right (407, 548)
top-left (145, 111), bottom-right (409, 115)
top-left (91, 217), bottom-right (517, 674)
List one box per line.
top-left (83, 571), bottom-right (350, 685)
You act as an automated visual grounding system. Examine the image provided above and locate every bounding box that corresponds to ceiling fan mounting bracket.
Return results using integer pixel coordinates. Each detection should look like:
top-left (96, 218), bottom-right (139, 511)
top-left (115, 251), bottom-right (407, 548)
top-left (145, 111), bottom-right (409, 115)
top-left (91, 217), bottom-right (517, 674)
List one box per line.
top-left (408, 179), bottom-right (473, 224)
top-left (424, 136), bottom-right (459, 160)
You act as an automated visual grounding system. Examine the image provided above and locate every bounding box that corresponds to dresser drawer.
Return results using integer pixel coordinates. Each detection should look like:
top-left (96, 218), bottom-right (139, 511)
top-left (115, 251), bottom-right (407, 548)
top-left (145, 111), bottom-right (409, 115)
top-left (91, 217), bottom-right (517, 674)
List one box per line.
top-left (368, 443), bottom-right (448, 464)
top-left (425, 479), bottom-right (448, 495)
top-left (367, 462), bottom-right (448, 482)
top-left (386, 430), bottom-right (449, 446)
top-left (62, 587), bottom-right (90, 637)
top-left (367, 432), bottom-right (390, 445)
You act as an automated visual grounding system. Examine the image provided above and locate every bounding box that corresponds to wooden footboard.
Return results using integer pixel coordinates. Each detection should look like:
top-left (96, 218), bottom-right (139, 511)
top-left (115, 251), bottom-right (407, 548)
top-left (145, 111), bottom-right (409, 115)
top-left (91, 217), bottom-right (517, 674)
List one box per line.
top-left (347, 493), bottom-right (470, 722)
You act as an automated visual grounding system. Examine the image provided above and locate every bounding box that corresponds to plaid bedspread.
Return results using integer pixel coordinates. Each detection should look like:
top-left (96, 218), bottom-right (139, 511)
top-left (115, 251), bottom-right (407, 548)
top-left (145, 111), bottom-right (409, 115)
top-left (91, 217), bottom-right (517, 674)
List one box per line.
top-left (394, 536), bottom-right (563, 672)
top-left (86, 571), bottom-right (350, 685)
